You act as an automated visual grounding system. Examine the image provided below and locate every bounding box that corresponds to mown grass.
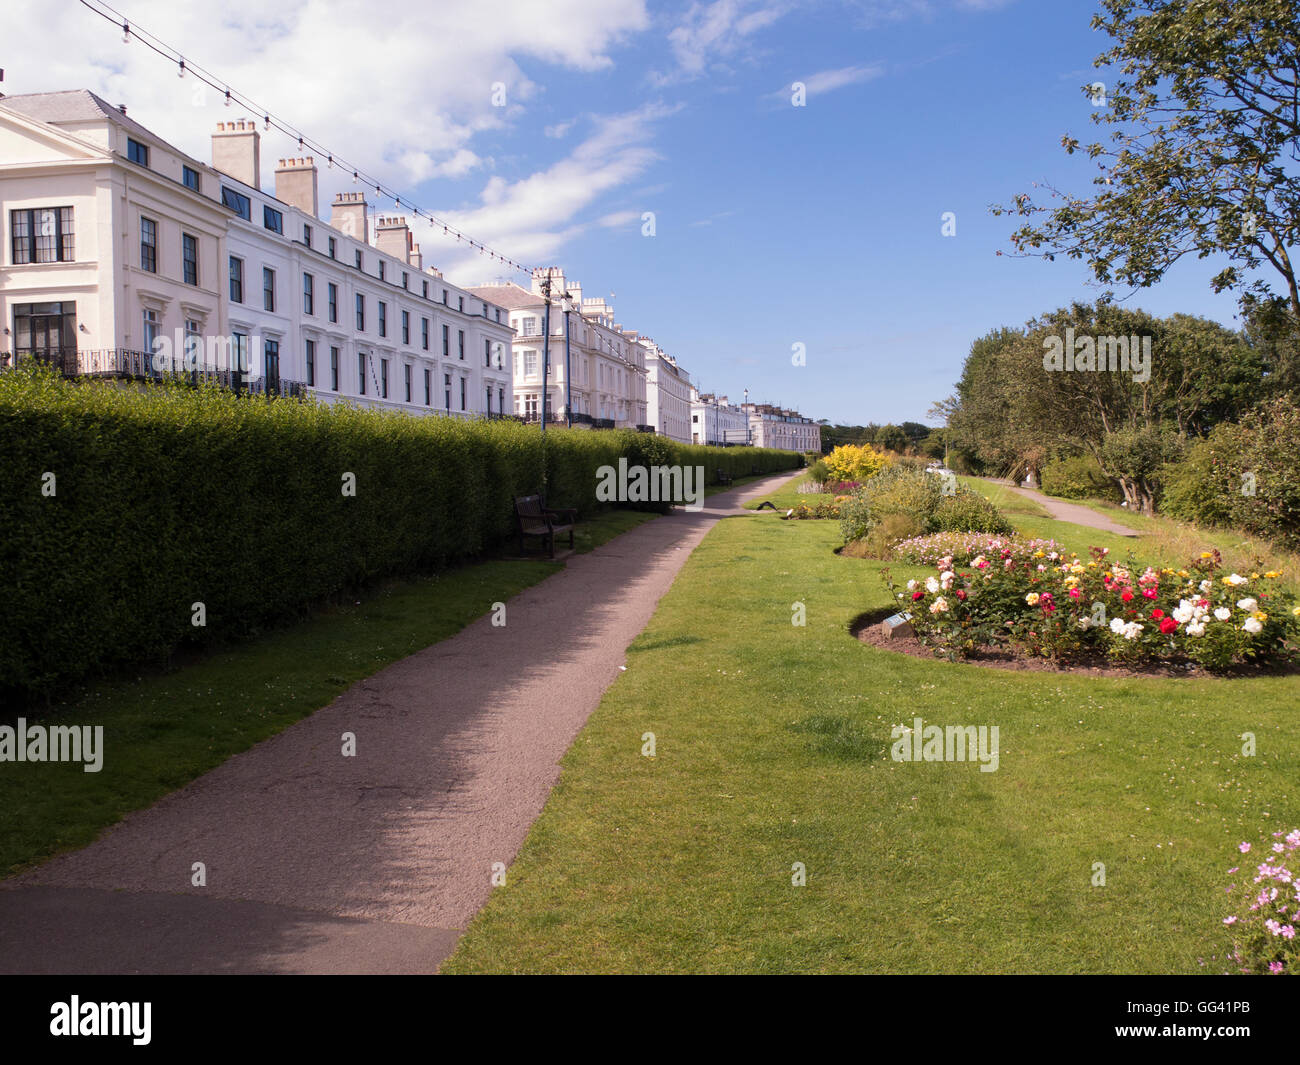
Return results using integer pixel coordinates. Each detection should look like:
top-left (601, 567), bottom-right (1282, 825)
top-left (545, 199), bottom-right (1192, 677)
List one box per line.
top-left (443, 509), bottom-right (1299, 974)
top-left (0, 507), bottom-right (656, 878)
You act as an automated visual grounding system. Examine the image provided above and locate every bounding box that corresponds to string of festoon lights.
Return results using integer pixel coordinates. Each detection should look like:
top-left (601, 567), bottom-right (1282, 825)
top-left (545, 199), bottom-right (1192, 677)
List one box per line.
top-left (78, 0), bottom-right (535, 274)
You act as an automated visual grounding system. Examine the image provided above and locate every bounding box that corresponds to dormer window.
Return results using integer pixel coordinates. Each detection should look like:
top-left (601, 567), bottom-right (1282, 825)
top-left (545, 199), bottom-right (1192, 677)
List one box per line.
top-left (127, 139), bottom-right (149, 167)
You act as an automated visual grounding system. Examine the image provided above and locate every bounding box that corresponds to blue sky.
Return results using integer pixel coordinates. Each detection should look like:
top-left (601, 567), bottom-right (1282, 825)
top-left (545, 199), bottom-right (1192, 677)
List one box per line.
top-left (4, 0), bottom-right (1250, 424)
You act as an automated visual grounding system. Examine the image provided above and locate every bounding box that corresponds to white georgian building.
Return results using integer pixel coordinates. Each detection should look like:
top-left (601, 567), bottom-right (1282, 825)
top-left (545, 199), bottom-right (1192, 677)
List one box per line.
top-left (469, 269), bottom-right (648, 429)
top-left (0, 90), bottom-right (513, 417)
top-left (742, 402), bottom-right (822, 452)
top-left (638, 336), bottom-right (691, 443)
top-left (690, 388), bottom-right (749, 446)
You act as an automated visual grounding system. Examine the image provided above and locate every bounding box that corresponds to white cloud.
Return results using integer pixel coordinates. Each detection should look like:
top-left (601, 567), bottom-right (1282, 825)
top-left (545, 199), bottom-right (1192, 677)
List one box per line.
top-left (656, 0), bottom-right (795, 84)
top-left (544, 119), bottom-right (578, 139)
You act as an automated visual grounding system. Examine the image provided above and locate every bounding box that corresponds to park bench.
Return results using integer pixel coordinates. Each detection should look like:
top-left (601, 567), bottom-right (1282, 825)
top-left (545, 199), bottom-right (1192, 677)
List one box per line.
top-left (714, 469), bottom-right (733, 487)
top-left (513, 495), bottom-right (576, 558)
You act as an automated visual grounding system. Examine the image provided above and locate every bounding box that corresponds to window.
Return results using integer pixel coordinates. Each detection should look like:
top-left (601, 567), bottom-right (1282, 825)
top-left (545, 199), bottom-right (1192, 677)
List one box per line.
top-left (328, 282), bottom-right (338, 323)
top-left (404, 363), bottom-right (411, 402)
top-left (184, 319), bottom-right (201, 368)
top-left (142, 308), bottom-right (160, 355)
top-left (460, 376), bottom-right (466, 411)
top-left (424, 368), bottom-right (431, 405)
top-left (524, 351), bottom-right (538, 378)
top-left (442, 324), bottom-right (449, 357)
top-left (355, 250), bottom-right (362, 270)
top-left (458, 329), bottom-right (464, 360)
top-left (328, 236), bottom-right (337, 259)
top-left (182, 166), bottom-right (200, 192)
top-left (356, 293), bottom-right (365, 331)
top-left (229, 256), bottom-right (244, 303)
top-left (422, 280), bottom-right (428, 299)
top-left (402, 310), bottom-right (410, 345)
top-left (232, 332), bottom-right (249, 378)
top-left (458, 296), bottom-right (464, 312)
top-left (263, 267), bottom-right (275, 312)
top-left (10, 207), bottom-right (74, 264)
top-left (303, 273), bottom-right (314, 315)
top-left (303, 223), bottom-right (312, 247)
top-left (442, 289), bottom-right (448, 305)
top-left (127, 138), bottom-right (149, 167)
top-left (421, 318), bottom-right (429, 350)
top-left (381, 358), bottom-right (389, 399)
top-left (305, 339), bottom-right (316, 387)
top-left (263, 206), bottom-right (283, 234)
top-left (485, 338), bottom-right (492, 368)
top-left (379, 261), bottom-right (385, 282)
top-left (182, 233), bottom-right (198, 286)
top-left (265, 338), bottom-right (280, 393)
top-left (221, 187), bottom-right (251, 220)
top-left (330, 346), bottom-right (339, 391)
top-left (444, 373), bottom-right (451, 409)
top-left (378, 301), bottom-right (387, 338)
top-left (486, 387), bottom-right (492, 413)
top-left (358, 352), bottom-right (367, 395)
top-left (140, 217), bottom-right (157, 273)
top-left (496, 309), bottom-right (502, 323)
top-left (402, 272), bottom-right (408, 290)
top-left (521, 316), bottom-right (538, 336)
top-left (498, 386), bottom-right (504, 413)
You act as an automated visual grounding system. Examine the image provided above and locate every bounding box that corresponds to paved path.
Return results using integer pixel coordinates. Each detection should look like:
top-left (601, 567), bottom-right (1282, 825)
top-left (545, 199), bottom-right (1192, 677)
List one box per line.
top-left (988, 479), bottom-right (1140, 537)
top-left (0, 474), bottom-right (796, 975)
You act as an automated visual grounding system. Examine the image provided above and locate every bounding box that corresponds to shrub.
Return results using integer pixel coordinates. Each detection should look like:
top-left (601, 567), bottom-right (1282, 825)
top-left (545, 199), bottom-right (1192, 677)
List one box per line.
top-left (823, 443), bottom-right (888, 484)
top-left (839, 466), bottom-right (1014, 546)
top-left (808, 459), bottom-right (830, 484)
top-left (0, 368), bottom-right (800, 698)
top-left (881, 544), bottom-right (1300, 669)
top-left (1222, 828), bottom-right (1300, 975)
top-left (1040, 453), bottom-right (1122, 502)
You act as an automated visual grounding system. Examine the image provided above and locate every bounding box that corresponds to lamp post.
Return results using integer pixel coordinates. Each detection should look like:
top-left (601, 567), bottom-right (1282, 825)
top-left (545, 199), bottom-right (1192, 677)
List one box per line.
top-left (743, 388), bottom-right (751, 445)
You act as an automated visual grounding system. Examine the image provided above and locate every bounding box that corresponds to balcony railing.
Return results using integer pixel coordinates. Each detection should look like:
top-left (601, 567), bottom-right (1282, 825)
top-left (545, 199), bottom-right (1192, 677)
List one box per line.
top-left (2, 348), bottom-right (307, 398)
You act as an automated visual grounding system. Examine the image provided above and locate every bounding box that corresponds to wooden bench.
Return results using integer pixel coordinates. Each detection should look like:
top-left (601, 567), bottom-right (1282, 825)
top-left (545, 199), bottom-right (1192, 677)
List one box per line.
top-left (513, 495), bottom-right (575, 558)
top-left (714, 469), bottom-right (734, 487)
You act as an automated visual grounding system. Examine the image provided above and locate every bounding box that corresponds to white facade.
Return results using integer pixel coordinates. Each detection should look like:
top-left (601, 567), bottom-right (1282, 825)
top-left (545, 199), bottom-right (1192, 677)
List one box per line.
top-left (640, 337), bottom-right (691, 443)
top-left (743, 403), bottom-right (822, 452)
top-left (690, 388), bottom-right (748, 446)
top-left (0, 90), bottom-right (512, 417)
top-left (470, 269), bottom-right (648, 429)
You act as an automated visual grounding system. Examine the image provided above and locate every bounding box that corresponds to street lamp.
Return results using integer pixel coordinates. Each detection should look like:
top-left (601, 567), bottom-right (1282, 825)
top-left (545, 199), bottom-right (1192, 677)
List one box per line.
top-left (743, 388), bottom-right (751, 445)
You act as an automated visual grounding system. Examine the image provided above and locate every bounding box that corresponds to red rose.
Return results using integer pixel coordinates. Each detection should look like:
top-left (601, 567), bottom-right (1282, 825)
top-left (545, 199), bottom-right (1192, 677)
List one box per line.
top-left (956, 589), bottom-right (967, 600)
top-left (912, 591), bottom-right (924, 601)
top-left (1152, 609), bottom-right (1164, 619)
top-left (1121, 589), bottom-right (1134, 602)
top-left (1159, 617), bottom-right (1178, 634)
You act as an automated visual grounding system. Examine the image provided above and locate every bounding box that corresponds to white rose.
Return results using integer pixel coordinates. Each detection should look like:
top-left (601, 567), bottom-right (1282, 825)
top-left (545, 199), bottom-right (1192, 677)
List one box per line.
top-left (1198, 580), bottom-right (1212, 593)
top-left (1214, 608), bottom-right (1231, 621)
top-left (1123, 622), bottom-right (1143, 641)
top-left (1172, 602), bottom-right (1194, 624)
top-left (1243, 616), bottom-right (1263, 634)
top-left (940, 570), bottom-right (955, 590)
top-left (1226, 573), bottom-right (1248, 586)
top-left (1186, 622), bottom-right (1205, 637)
top-left (1236, 597), bottom-right (1258, 613)
top-left (925, 577), bottom-right (940, 594)
top-left (1109, 617), bottom-right (1125, 634)
top-left (906, 579), bottom-right (918, 591)
top-left (930, 596), bottom-right (949, 615)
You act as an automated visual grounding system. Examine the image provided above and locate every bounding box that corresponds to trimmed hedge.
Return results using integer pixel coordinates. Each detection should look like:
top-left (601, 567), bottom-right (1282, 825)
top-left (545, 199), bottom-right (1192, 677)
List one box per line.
top-left (0, 369), bottom-right (798, 697)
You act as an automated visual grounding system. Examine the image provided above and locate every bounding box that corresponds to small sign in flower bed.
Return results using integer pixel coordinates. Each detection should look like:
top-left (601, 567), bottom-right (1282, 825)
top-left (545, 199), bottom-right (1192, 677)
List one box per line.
top-left (877, 546), bottom-right (1300, 673)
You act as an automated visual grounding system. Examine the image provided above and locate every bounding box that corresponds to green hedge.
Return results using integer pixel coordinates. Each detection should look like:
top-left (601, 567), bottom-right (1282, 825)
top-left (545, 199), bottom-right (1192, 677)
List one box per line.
top-left (0, 369), bottom-right (799, 698)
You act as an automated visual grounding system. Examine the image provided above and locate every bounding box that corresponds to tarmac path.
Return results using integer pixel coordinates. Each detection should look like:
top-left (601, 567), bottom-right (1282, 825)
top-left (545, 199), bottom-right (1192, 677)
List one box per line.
top-left (987, 479), bottom-right (1141, 537)
top-left (0, 473), bottom-right (797, 975)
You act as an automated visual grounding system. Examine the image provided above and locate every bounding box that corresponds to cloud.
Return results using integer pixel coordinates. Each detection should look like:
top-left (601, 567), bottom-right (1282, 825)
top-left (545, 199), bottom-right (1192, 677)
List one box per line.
top-left (0, 0), bottom-right (649, 193)
top-left (544, 118), bottom-right (578, 139)
top-left (775, 63), bottom-right (885, 100)
top-left (654, 0), bottom-right (795, 84)
top-left (437, 102), bottom-right (679, 281)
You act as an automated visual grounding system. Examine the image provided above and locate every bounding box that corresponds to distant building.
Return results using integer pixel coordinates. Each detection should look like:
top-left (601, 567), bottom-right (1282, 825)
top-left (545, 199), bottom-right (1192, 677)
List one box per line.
top-left (741, 402), bottom-right (821, 452)
top-left (639, 337), bottom-right (691, 443)
top-left (689, 388), bottom-right (748, 446)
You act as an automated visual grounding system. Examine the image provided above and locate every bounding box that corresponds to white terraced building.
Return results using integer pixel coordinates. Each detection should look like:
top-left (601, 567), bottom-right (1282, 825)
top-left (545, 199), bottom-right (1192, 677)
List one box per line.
top-left (0, 89), bottom-right (513, 418)
top-left (638, 336), bottom-right (692, 443)
top-left (469, 269), bottom-right (648, 429)
top-left (690, 388), bottom-right (749, 446)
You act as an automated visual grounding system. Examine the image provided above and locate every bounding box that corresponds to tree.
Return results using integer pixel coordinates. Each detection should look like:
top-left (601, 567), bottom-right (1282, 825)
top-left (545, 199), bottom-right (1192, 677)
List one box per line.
top-left (993, 0), bottom-right (1300, 388)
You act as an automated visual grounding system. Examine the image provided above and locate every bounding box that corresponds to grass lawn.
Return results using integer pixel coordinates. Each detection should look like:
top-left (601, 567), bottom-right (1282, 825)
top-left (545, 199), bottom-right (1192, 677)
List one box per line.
top-left (741, 471), bottom-right (830, 511)
top-left (443, 507), bottom-right (1300, 974)
top-left (0, 506), bottom-right (657, 879)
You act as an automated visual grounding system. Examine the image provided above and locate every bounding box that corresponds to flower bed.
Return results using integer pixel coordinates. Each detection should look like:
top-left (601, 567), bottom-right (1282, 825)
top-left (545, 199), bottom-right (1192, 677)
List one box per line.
top-left (881, 547), bottom-right (1300, 670)
top-left (1222, 829), bottom-right (1300, 974)
top-left (782, 497), bottom-right (846, 520)
top-left (893, 532), bottom-right (1061, 566)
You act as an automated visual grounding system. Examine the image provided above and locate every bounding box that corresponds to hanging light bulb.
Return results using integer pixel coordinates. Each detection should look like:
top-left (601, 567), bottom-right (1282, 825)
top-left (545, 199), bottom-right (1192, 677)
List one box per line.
top-left (177, 59), bottom-right (186, 78)
top-left (224, 88), bottom-right (232, 107)
top-left (352, 170), bottom-right (358, 184)
top-left (263, 114), bottom-right (270, 131)
top-left (122, 20), bottom-right (130, 43)
top-left (327, 154), bottom-right (333, 169)
top-left (297, 135), bottom-right (304, 150)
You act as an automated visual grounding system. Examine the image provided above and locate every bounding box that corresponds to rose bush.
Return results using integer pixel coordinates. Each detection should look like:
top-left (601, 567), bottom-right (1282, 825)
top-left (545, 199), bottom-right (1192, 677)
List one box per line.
top-left (882, 546), bottom-right (1299, 669)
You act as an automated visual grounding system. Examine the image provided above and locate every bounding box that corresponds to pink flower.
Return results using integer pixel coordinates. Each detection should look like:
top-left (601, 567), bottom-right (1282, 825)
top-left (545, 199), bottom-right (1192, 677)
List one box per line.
top-left (1269, 961), bottom-right (1285, 973)
top-left (1068, 587), bottom-right (1081, 599)
top-left (1223, 916), bottom-right (1238, 925)
top-left (1240, 842), bottom-right (1252, 853)
top-left (1282, 926), bottom-right (1296, 939)
top-left (1142, 587), bottom-right (1158, 599)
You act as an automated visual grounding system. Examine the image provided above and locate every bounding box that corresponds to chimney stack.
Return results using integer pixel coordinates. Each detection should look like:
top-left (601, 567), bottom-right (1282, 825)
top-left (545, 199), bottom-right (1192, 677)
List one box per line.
top-left (375, 215), bottom-right (416, 265)
top-left (274, 156), bottom-right (318, 217)
top-left (212, 119), bottom-right (261, 189)
top-left (330, 191), bottom-right (369, 243)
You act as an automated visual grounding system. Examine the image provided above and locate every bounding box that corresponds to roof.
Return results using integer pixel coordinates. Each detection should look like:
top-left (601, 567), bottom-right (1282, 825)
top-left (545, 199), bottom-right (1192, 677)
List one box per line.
top-left (0, 89), bottom-right (192, 160)
top-left (465, 282), bottom-right (544, 310)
